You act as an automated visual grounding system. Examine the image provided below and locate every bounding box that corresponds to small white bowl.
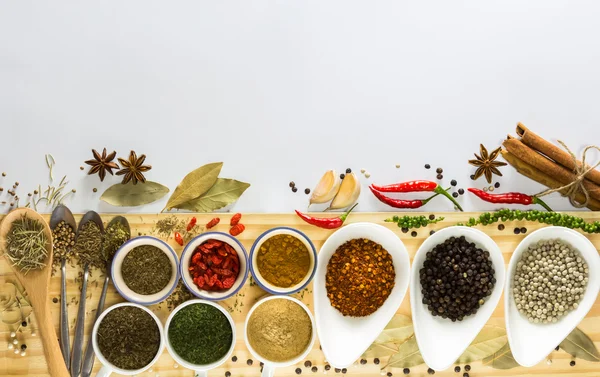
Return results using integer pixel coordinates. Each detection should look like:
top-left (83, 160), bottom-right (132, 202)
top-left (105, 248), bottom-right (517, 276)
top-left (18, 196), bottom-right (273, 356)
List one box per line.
top-left (164, 299), bottom-right (236, 377)
top-left (244, 296), bottom-right (316, 377)
top-left (250, 227), bottom-right (317, 295)
top-left (505, 226), bottom-right (600, 367)
top-left (313, 223), bottom-right (410, 368)
top-left (180, 232), bottom-right (249, 301)
top-left (92, 302), bottom-right (165, 376)
top-left (111, 236), bottom-right (180, 306)
top-left (410, 226), bottom-right (505, 371)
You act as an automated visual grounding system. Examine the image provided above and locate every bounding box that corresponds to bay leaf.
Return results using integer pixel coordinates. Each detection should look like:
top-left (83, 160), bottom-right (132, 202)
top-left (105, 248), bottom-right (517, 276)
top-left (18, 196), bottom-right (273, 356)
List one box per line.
top-left (560, 327), bottom-right (600, 362)
top-left (482, 342), bottom-right (519, 369)
top-left (175, 178), bottom-right (250, 212)
top-left (384, 336), bottom-right (424, 369)
top-left (100, 181), bottom-right (169, 207)
top-left (374, 314), bottom-right (413, 344)
top-left (456, 325), bottom-right (507, 363)
top-left (163, 162), bottom-right (223, 211)
top-left (362, 343), bottom-right (399, 358)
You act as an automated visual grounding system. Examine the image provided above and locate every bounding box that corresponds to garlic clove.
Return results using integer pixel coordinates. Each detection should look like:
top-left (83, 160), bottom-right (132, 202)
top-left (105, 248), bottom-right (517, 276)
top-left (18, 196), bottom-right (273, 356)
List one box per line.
top-left (329, 173), bottom-right (361, 210)
top-left (310, 170), bottom-right (341, 205)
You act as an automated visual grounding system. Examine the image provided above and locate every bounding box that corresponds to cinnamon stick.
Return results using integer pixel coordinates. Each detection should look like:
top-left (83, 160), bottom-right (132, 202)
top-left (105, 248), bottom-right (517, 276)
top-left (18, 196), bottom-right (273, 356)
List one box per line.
top-left (516, 123), bottom-right (600, 186)
top-left (503, 137), bottom-right (600, 202)
top-left (501, 150), bottom-right (600, 211)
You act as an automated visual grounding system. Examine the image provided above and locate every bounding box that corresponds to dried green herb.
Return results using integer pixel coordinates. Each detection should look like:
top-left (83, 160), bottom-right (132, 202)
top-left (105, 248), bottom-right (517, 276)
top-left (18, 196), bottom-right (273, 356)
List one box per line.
top-left (560, 327), bottom-right (600, 362)
top-left (482, 342), bottom-right (519, 369)
top-left (151, 215), bottom-right (203, 243)
top-left (174, 178), bottom-right (250, 212)
top-left (162, 281), bottom-right (193, 311)
top-left (4, 216), bottom-right (48, 273)
top-left (74, 221), bottom-right (104, 270)
top-left (383, 335), bottom-right (424, 369)
top-left (100, 181), bottom-right (169, 207)
top-left (122, 245), bottom-right (172, 295)
top-left (97, 306), bottom-right (160, 370)
top-left (102, 221), bottom-right (130, 263)
top-left (456, 326), bottom-right (506, 363)
top-left (168, 303), bottom-right (233, 365)
top-left (163, 162), bottom-right (223, 211)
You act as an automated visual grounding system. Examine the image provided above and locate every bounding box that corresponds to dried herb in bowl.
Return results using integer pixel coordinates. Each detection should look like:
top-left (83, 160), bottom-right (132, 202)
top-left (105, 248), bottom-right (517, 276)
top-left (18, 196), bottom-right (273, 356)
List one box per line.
top-left (96, 306), bottom-right (160, 370)
top-left (168, 303), bottom-right (233, 365)
top-left (122, 245), bottom-right (172, 295)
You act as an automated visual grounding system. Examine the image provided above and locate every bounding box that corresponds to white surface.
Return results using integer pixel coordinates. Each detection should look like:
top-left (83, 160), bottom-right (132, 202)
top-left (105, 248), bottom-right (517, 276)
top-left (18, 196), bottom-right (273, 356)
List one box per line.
top-left (314, 223), bottom-right (410, 368)
top-left (2, 1), bottom-right (600, 214)
top-left (164, 299), bottom-right (236, 374)
top-left (410, 227), bottom-right (505, 371)
top-left (505, 227), bottom-right (600, 367)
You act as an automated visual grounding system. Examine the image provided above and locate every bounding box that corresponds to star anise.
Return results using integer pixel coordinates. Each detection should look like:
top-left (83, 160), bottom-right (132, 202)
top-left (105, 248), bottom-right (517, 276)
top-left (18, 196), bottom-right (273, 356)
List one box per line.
top-left (85, 148), bottom-right (119, 181)
top-left (469, 144), bottom-right (507, 183)
top-left (116, 150), bottom-right (152, 184)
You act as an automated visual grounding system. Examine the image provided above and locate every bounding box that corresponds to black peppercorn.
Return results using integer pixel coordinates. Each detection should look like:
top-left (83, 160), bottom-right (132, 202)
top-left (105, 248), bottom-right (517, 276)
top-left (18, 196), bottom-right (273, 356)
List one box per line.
top-left (360, 359), bottom-right (367, 365)
top-left (335, 368), bottom-right (341, 373)
top-left (296, 368), bottom-right (302, 374)
top-left (436, 168), bottom-right (443, 174)
top-left (463, 373), bottom-right (469, 377)
top-left (570, 360), bottom-right (576, 366)
top-left (452, 192), bottom-right (459, 198)
top-left (21, 344), bottom-right (27, 350)
top-left (401, 227), bottom-right (409, 233)
top-left (498, 224), bottom-right (505, 231)
top-left (425, 164), bottom-right (431, 169)
top-left (312, 367), bottom-right (318, 373)
top-left (458, 188), bottom-right (465, 195)
top-left (21, 321), bottom-right (27, 327)
top-left (514, 227), bottom-right (521, 234)
top-left (292, 187), bottom-right (298, 193)
top-left (247, 359), bottom-right (253, 366)
top-left (52, 297), bottom-right (58, 303)
top-left (427, 368), bottom-right (435, 374)
top-left (325, 365), bottom-right (331, 371)
top-left (389, 372), bottom-right (395, 377)
top-left (341, 368), bottom-right (347, 374)
top-left (429, 214), bottom-right (435, 220)
top-left (411, 231), bottom-right (417, 237)
top-left (260, 362), bottom-right (264, 367)
top-left (470, 174), bottom-right (475, 180)
top-left (232, 356), bottom-right (237, 362)
top-left (495, 182), bottom-right (500, 188)
top-left (305, 188), bottom-right (310, 194)
top-left (520, 227), bottom-right (527, 234)
top-left (403, 368), bottom-right (409, 375)
top-left (373, 358), bottom-right (380, 365)
top-left (454, 366), bottom-right (461, 373)
top-left (346, 168), bottom-right (352, 174)
top-left (555, 346), bottom-right (560, 351)
top-left (225, 372), bottom-right (231, 377)
top-left (429, 230), bottom-right (435, 235)
top-left (464, 365), bottom-right (471, 371)
top-left (305, 361), bottom-right (312, 368)
top-left (340, 174), bottom-right (345, 180)
top-left (289, 181), bottom-right (295, 187)
top-left (451, 179), bottom-right (457, 186)
top-left (436, 174), bottom-right (443, 180)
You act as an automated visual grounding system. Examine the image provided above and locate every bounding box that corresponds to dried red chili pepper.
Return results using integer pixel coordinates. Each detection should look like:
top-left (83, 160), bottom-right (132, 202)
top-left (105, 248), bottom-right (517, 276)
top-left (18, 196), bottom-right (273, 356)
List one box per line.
top-left (174, 232), bottom-right (184, 246)
top-left (370, 180), bottom-right (464, 211)
top-left (188, 239), bottom-right (240, 291)
top-left (186, 217), bottom-right (197, 231)
top-left (295, 203), bottom-right (358, 229)
top-left (369, 186), bottom-right (441, 209)
top-left (229, 224), bottom-right (245, 236)
top-left (206, 217), bottom-right (220, 229)
top-left (230, 213), bottom-right (242, 226)
top-left (468, 188), bottom-right (553, 211)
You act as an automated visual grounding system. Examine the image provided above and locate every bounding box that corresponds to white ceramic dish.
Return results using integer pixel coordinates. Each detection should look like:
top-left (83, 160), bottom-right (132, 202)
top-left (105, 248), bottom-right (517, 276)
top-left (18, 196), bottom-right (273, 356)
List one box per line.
top-left (250, 227), bottom-right (317, 295)
top-left (92, 302), bottom-right (165, 376)
top-left (313, 222), bottom-right (410, 368)
top-left (180, 232), bottom-right (249, 300)
top-left (410, 226), bottom-right (505, 371)
top-left (111, 236), bottom-right (179, 305)
top-left (164, 299), bottom-right (236, 377)
top-left (505, 226), bottom-right (600, 367)
top-left (244, 296), bottom-right (316, 377)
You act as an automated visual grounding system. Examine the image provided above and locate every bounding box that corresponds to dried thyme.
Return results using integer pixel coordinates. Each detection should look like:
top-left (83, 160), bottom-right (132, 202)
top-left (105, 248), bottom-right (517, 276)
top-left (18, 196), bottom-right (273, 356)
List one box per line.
top-left (122, 245), bottom-right (172, 295)
top-left (4, 216), bottom-right (48, 273)
top-left (74, 221), bottom-right (104, 270)
top-left (102, 221), bottom-right (130, 263)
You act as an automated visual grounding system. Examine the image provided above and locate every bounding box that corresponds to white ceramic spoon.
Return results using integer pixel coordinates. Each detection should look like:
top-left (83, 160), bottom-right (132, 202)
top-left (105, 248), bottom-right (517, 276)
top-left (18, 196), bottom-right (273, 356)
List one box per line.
top-left (314, 222), bottom-right (410, 368)
top-left (410, 226), bottom-right (505, 371)
top-left (505, 226), bottom-right (600, 367)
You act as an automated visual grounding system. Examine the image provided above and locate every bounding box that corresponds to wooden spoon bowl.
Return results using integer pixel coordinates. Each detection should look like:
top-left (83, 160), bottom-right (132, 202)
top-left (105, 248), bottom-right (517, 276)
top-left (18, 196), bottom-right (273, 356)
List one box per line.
top-left (0, 208), bottom-right (70, 377)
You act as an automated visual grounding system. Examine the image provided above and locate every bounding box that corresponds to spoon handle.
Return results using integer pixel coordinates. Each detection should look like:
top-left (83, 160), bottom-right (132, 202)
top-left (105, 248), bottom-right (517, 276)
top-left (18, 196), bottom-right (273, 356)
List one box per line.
top-left (80, 275), bottom-right (109, 377)
top-left (60, 259), bottom-right (71, 370)
top-left (71, 265), bottom-right (89, 377)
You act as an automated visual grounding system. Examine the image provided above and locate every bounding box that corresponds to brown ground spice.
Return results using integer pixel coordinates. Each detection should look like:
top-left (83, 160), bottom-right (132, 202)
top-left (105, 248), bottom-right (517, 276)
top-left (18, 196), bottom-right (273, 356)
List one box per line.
top-left (326, 238), bottom-right (395, 317)
top-left (256, 234), bottom-right (310, 288)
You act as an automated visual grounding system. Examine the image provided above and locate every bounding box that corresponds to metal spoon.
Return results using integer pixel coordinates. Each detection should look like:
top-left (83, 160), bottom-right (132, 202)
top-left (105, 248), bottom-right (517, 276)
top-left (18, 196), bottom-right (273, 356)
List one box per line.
top-left (70, 211), bottom-right (103, 377)
top-left (80, 216), bottom-right (130, 377)
top-left (49, 204), bottom-right (77, 371)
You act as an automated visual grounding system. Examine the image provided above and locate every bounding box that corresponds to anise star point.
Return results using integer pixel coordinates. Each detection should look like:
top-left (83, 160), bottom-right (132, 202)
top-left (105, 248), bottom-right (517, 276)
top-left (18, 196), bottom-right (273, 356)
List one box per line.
top-left (85, 148), bottom-right (119, 181)
top-left (468, 144), bottom-right (507, 183)
top-left (116, 150), bottom-right (151, 185)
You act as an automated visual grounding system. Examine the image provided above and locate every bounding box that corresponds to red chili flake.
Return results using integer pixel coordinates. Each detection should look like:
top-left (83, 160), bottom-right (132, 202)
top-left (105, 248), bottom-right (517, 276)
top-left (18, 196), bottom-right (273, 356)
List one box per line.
top-left (229, 224), bottom-right (245, 236)
top-left (187, 217), bottom-right (197, 231)
top-left (230, 213), bottom-right (242, 226)
top-left (189, 238), bottom-right (240, 291)
top-left (174, 232), bottom-right (184, 246)
top-left (206, 217), bottom-right (220, 229)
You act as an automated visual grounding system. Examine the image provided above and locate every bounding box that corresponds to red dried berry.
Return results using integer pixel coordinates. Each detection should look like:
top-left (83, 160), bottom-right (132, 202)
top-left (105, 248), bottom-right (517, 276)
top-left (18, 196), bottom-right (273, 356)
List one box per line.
top-left (206, 217), bottom-right (220, 229)
top-left (230, 213), bottom-right (242, 226)
top-left (174, 232), bottom-right (184, 246)
top-left (222, 277), bottom-right (235, 289)
top-left (187, 217), bottom-right (197, 231)
top-left (229, 224), bottom-right (245, 236)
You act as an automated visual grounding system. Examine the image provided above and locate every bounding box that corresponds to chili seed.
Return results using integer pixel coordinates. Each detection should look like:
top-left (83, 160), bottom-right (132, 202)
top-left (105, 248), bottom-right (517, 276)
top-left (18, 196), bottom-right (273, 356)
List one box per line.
top-left (425, 164), bottom-right (431, 169)
top-left (395, 164), bottom-right (401, 168)
top-left (232, 356), bottom-right (237, 362)
top-left (451, 179), bottom-right (457, 186)
top-left (427, 368), bottom-right (435, 375)
top-left (312, 367), bottom-right (318, 372)
top-left (292, 187), bottom-right (298, 193)
top-left (401, 227), bottom-right (409, 233)
top-left (452, 192), bottom-right (459, 198)
top-left (464, 365), bottom-right (471, 371)
top-left (495, 182), bottom-right (500, 188)
top-left (373, 358), bottom-right (380, 365)
top-left (454, 366), bottom-right (461, 373)
top-left (325, 365), bottom-right (331, 371)
top-left (429, 214), bottom-right (435, 220)
top-left (570, 361), bottom-right (576, 366)
top-left (403, 368), bottom-right (410, 375)
top-left (458, 188), bottom-right (465, 195)
top-left (360, 359), bottom-right (367, 365)
top-left (514, 227), bottom-right (521, 234)
top-left (296, 368), bottom-right (302, 374)
top-left (225, 372), bottom-right (231, 377)
top-left (436, 174), bottom-right (443, 180)
top-left (483, 186), bottom-right (488, 192)
top-left (341, 369), bottom-right (347, 374)
top-left (305, 361), bottom-right (312, 368)
top-left (520, 227), bottom-right (527, 233)
top-left (340, 174), bottom-right (345, 179)
top-left (411, 231), bottom-right (417, 237)
top-left (346, 168), bottom-right (352, 174)
top-left (305, 188), bottom-right (310, 194)
top-left (247, 359), bottom-right (253, 366)
top-left (436, 168), bottom-right (443, 174)
top-left (498, 224), bottom-right (505, 231)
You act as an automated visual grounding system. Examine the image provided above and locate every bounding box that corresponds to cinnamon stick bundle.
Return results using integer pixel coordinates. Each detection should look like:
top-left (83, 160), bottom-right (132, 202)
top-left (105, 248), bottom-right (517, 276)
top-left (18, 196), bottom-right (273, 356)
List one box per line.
top-left (516, 123), bottom-right (600, 186)
top-left (503, 137), bottom-right (600, 202)
top-left (501, 150), bottom-right (600, 211)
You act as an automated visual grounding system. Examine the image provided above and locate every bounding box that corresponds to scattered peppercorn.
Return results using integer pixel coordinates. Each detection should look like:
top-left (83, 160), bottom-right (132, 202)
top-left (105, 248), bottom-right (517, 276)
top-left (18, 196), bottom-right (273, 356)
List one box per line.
top-left (304, 188), bottom-right (310, 194)
top-left (570, 360), bottom-right (576, 366)
top-left (429, 230), bottom-right (435, 235)
top-left (514, 227), bottom-right (521, 234)
top-left (71, 189), bottom-right (76, 193)
top-left (360, 359), bottom-right (367, 365)
top-left (403, 368), bottom-right (409, 375)
top-left (495, 182), bottom-right (500, 188)
top-left (429, 214), bottom-right (435, 220)
top-left (52, 297), bottom-right (58, 303)
top-left (325, 365), bottom-right (331, 371)
top-left (436, 168), bottom-right (443, 174)
top-left (312, 366), bottom-right (318, 373)
top-left (346, 168), bottom-right (352, 174)
top-left (401, 227), bottom-right (409, 233)
top-left (292, 187), bottom-right (298, 193)
top-left (14, 182), bottom-right (19, 186)
top-left (451, 180), bottom-right (457, 186)
top-left (458, 188), bottom-right (465, 195)
top-left (470, 174), bottom-right (475, 180)
top-left (260, 362), bottom-right (264, 367)
top-left (436, 174), bottom-right (443, 180)
top-left (428, 368), bottom-right (435, 375)
top-left (305, 361), bottom-right (312, 368)
top-left (483, 186), bottom-right (488, 192)
top-left (232, 356), bottom-right (237, 362)
top-left (389, 373), bottom-right (394, 377)
top-left (225, 372), bottom-right (231, 377)
top-left (2, 172), bottom-right (6, 176)
top-left (464, 365), bottom-right (471, 371)
top-left (296, 368), bottom-right (302, 374)
top-left (411, 231), bottom-right (417, 237)
top-left (21, 344), bottom-right (27, 350)
top-left (373, 358), bottom-right (380, 365)
top-left (247, 359), bottom-right (253, 366)
top-left (520, 227), bottom-right (527, 234)
top-left (21, 321), bottom-right (27, 327)
top-left (498, 224), bottom-right (505, 231)
top-left (93, 188), bottom-right (98, 193)
top-left (335, 368), bottom-right (341, 373)
top-left (463, 373), bottom-right (469, 377)
top-left (340, 174), bottom-right (345, 180)
top-left (452, 192), bottom-right (459, 198)
top-left (425, 164), bottom-right (431, 169)
top-left (80, 166), bottom-right (84, 170)
top-left (289, 181), bottom-right (295, 187)
top-left (341, 368), bottom-right (347, 374)
top-left (454, 366), bottom-right (461, 373)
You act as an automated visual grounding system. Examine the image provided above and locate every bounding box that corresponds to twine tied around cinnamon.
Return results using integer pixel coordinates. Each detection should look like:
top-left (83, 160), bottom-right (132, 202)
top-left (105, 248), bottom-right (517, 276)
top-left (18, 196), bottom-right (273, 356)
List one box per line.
top-left (536, 141), bottom-right (600, 208)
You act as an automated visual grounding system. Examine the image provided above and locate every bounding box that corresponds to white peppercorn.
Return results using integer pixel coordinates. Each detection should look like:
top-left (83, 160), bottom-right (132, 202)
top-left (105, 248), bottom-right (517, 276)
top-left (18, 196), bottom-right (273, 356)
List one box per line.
top-left (513, 239), bottom-right (588, 323)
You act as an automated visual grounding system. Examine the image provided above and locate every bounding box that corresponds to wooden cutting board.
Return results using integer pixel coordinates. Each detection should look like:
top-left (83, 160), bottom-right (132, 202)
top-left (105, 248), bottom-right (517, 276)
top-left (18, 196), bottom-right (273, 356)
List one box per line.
top-left (1, 212), bottom-right (599, 377)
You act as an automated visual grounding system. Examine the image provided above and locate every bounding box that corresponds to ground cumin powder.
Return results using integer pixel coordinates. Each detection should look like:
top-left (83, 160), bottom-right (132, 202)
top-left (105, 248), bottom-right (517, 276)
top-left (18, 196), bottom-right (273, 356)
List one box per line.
top-left (256, 234), bottom-right (311, 288)
top-left (247, 299), bottom-right (312, 362)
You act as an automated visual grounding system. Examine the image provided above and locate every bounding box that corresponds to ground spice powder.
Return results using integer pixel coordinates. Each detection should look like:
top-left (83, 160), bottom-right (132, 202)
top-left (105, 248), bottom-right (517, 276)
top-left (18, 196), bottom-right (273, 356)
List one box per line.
top-left (247, 299), bottom-right (312, 362)
top-left (326, 238), bottom-right (395, 317)
top-left (257, 234), bottom-right (310, 288)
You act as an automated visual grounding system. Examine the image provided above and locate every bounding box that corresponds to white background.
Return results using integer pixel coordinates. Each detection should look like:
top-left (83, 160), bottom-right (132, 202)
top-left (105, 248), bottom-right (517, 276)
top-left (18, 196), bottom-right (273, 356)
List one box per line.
top-left (1, 1), bottom-right (599, 214)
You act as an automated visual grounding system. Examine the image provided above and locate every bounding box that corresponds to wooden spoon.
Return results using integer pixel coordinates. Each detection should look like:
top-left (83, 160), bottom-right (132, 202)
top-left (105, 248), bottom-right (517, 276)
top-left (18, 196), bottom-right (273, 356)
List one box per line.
top-left (0, 207), bottom-right (70, 377)
top-left (49, 204), bottom-right (77, 370)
